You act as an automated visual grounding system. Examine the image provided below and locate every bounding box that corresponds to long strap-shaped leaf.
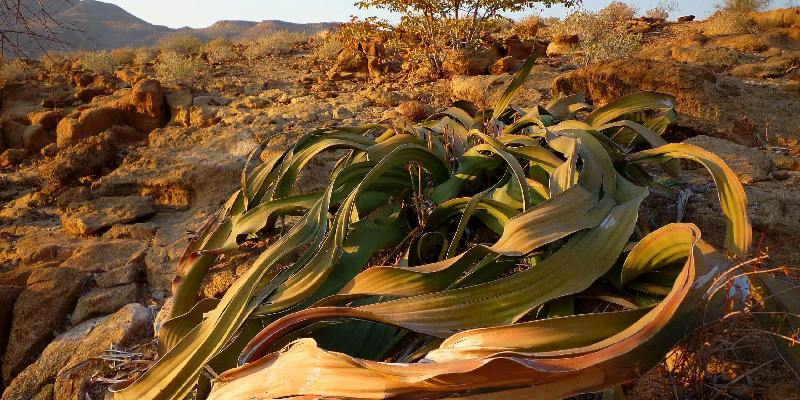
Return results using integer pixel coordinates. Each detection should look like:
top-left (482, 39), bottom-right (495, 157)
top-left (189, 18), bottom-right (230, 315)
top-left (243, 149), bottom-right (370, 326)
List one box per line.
top-left (207, 224), bottom-right (731, 400)
top-left (629, 143), bottom-right (752, 257)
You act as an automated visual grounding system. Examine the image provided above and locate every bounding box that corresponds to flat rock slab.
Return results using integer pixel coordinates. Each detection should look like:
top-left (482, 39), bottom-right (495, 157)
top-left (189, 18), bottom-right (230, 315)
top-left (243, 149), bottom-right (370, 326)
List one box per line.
top-left (60, 196), bottom-right (156, 235)
top-left (70, 283), bottom-right (141, 325)
top-left (2, 267), bottom-right (89, 384)
top-left (2, 304), bottom-right (153, 400)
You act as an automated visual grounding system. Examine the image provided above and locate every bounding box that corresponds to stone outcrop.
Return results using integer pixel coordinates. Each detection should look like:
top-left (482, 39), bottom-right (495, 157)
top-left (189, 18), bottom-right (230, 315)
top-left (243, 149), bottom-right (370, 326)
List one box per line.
top-left (2, 267), bottom-right (89, 383)
top-left (60, 196), bottom-right (157, 235)
top-left (1, 304), bottom-right (153, 400)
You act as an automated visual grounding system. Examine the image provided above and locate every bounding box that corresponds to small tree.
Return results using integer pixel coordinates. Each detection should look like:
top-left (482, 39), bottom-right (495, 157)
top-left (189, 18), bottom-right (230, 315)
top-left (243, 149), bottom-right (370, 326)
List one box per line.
top-left (357, 0), bottom-right (577, 72)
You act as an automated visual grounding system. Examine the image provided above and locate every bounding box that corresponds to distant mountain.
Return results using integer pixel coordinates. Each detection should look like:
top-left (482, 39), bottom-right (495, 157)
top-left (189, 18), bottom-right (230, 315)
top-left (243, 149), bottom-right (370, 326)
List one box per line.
top-left (9, 0), bottom-right (334, 57)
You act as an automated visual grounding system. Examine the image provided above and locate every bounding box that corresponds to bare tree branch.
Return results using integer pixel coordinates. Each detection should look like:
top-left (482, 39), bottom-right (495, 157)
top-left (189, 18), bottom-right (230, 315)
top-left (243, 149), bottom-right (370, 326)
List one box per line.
top-left (0, 0), bottom-right (79, 60)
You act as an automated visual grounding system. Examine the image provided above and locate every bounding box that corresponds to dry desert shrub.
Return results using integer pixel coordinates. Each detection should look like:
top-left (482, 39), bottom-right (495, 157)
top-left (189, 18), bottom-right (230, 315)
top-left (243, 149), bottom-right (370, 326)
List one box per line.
top-left (110, 47), bottom-right (136, 65)
top-left (312, 36), bottom-right (344, 60)
top-left (39, 50), bottom-right (70, 71)
top-left (548, 2), bottom-right (642, 65)
top-left (513, 14), bottom-right (541, 38)
top-left (155, 51), bottom-right (202, 84)
top-left (204, 37), bottom-right (235, 63)
top-left (78, 50), bottom-right (119, 74)
top-left (134, 47), bottom-right (158, 65)
top-left (705, 0), bottom-right (772, 34)
top-left (644, 0), bottom-right (678, 19)
top-left (0, 59), bottom-right (32, 82)
top-left (245, 30), bottom-right (308, 59)
top-left (159, 33), bottom-right (204, 55)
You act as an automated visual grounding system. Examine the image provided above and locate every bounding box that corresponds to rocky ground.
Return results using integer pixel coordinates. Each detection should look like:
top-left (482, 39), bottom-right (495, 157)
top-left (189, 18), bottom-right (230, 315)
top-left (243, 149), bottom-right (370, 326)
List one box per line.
top-left (1, 8), bottom-right (800, 400)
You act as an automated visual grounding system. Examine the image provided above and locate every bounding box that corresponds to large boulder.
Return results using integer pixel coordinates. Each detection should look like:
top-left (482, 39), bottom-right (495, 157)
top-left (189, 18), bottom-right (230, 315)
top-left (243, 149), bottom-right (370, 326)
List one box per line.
top-left (55, 107), bottom-right (123, 148)
top-left (22, 124), bottom-right (54, 153)
top-left (70, 283), bottom-right (142, 324)
top-left (683, 135), bottom-right (773, 183)
top-left (2, 267), bottom-right (89, 383)
top-left (0, 286), bottom-right (24, 392)
top-left (1, 120), bottom-right (26, 149)
top-left (118, 79), bottom-right (168, 132)
top-left (1, 304), bottom-right (153, 400)
top-left (442, 46), bottom-right (502, 76)
top-left (59, 239), bottom-right (148, 274)
top-left (27, 110), bottom-right (64, 130)
top-left (451, 72), bottom-right (544, 109)
top-left (166, 88), bottom-right (193, 127)
top-left (552, 58), bottom-right (800, 145)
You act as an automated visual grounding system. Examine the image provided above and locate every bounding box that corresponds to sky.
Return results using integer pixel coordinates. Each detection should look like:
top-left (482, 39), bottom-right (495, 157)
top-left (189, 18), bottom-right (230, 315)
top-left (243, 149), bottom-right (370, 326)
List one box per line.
top-left (103, 0), bottom-right (797, 28)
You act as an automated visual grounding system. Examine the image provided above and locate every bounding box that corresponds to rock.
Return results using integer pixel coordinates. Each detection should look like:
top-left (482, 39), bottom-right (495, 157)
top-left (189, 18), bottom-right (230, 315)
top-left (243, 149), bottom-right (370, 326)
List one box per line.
top-left (0, 148), bottom-right (28, 167)
top-left (60, 196), bottom-right (157, 235)
top-left (22, 124), bottom-right (54, 152)
top-left (2, 267), bottom-right (89, 383)
top-left (55, 107), bottom-right (123, 148)
top-left (546, 42), bottom-right (574, 57)
top-left (683, 135), bottom-right (772, 183)
top-left (0, 285), bottom-right (24, 389)
top-left (193, 95), bottom-right (230, 107)
top-left (332, 105), bottom-right (354, 119)
top-left (190, 106), bottom-right (221, 127)
top-left (1, 304), bottom-right (153, 400)
top-left (502, 35), bottom-right (546, 59)
top-left (60, 239), bottom-right (148, 274)
top-left (95, 264), bottom-right (142, 288)
top-left (74, 85), bottom-right (107, 103)
top-left (117, 78), bottom-right (168, 133)
top-left (70, 283), bottom-right (141, 324)
top-left (331, 47), bottom-right (369, 74)
top-left (452, 74), bottom-right (542, 109)
top-left (165, 88), bottom-right (193, 109)
top-left (115, 68), bottom-right (144, 85)
top-left (102, 222), bottom-right (160, 240)
top-left (70, 71), bottom-right (95, 88)
top-left (145, 241), bottom-right (184, 297)
top-left (489, 56), bottom-right (522, 75)
top-left (442, 46), bottom-right (502, 76)
top-left (396, 100), bottom-right (432, 122)
top-left (166, 88), bottom-right (193, 126)
top-left (39, 131), bottom-right (120, 192)
top-left (554, 34), bottom-right (579, 44)
top-left (0, 131), bottom-right (6, 153)
top-left (552, 58), bottom-right (800, 146)
top-left (241, 96), bottom-right (268, 109)
top-left (2, 119), bottom-right (26, 149)
top-left (365, 90), bottom-right (409, 108)
top-left (55, 186), bottom-right (91, 208)
top-left (40, 143), bottom-right (57, 157)
top-left (27, 110), bottom-right (64, 129)
top-left (678, 15), bottom-right (696, 22)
